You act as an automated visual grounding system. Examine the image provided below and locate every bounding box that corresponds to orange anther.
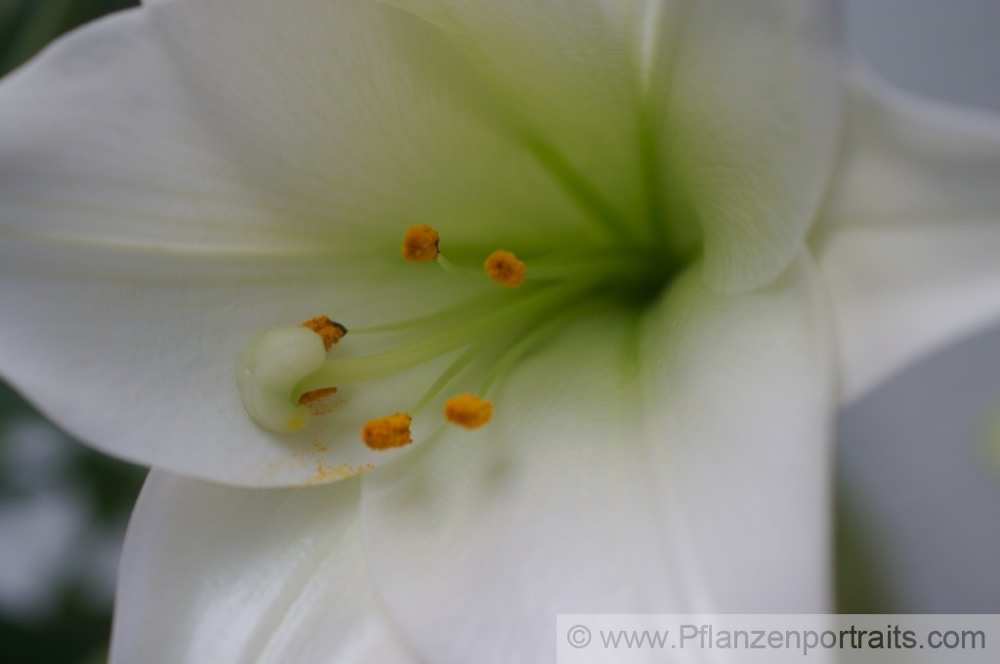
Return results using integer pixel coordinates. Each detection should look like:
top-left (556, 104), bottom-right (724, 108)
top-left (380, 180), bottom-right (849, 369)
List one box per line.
top-left (443, 394), bottom-right (492, 429)
top-left (484, 250), bottom-right (525, 287)
top-left (401, 224), bottom-right (440, 262)
top-left (301, 316), bottom-right (347, 351)
top-left (361, 412), bottom-right (413, 450)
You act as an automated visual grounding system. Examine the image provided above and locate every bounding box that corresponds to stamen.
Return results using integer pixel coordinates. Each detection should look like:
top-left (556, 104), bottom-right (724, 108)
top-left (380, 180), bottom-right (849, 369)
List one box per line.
top-left (443, 394), bottom-right (492, 429)
top-left (362, 412), bottom-right (413, 450)
top-left (301, 316), bottom-right (347, 351)
top-left (401, 224), bottom-right (440, 262)
top-left (298, 386), bottom-right (337, 405)
top-left (479, 298), bottom-right (603, 395)
top-left (485, 250), bottom-right (526, 287)
top-left (297, 282), bottom-right (588, 393)
top-left (434, 252), bottom-right (483, 280)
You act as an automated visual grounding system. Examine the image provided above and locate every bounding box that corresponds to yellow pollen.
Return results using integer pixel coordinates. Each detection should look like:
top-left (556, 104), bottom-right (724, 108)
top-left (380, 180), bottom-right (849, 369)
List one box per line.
top-left (361, 412), bottom-right (413, 450)
top-left (301, 316), bottom-right (347, 351)
top-left (401, 224), bottom-right (440, 262)
top-left (443, 394), bottom-right (492, 429)
top-left (484, 250), bottom-right (525, 287)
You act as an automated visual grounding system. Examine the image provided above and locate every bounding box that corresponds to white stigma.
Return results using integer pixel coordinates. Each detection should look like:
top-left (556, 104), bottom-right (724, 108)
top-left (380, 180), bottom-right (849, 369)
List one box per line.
top-left (236, 326), bottom-right (327, 433)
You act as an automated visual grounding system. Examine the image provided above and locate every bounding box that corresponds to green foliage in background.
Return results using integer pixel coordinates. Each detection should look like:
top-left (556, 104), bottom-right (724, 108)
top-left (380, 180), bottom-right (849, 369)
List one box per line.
top-left (0, 0), bottom-right (137, 74)
top-left (0, 385), bottom-right (144, 664)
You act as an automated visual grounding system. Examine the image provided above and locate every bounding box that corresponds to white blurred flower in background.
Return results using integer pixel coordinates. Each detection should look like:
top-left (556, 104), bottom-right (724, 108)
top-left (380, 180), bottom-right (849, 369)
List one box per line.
top-left (837, 0), bottom-right (1000, 614)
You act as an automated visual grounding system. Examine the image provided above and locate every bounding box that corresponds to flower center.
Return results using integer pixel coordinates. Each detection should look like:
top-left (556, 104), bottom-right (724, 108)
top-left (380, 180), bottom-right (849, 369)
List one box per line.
top-left (236, 223), bottom-right (681, 447)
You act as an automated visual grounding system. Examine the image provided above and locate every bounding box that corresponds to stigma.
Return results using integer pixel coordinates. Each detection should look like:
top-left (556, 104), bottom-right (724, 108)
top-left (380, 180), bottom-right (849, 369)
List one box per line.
top-left (235, 322), bottom-right (341, 433)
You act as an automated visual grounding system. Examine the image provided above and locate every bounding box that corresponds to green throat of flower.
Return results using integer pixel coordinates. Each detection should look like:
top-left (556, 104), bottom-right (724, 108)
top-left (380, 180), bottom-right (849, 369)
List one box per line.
top-left (236, 222), bottom-right (685, 449)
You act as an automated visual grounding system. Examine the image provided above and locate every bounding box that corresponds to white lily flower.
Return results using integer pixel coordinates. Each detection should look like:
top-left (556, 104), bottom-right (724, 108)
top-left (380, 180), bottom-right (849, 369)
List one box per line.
top-left (1, 0), bottom-right (999, 662)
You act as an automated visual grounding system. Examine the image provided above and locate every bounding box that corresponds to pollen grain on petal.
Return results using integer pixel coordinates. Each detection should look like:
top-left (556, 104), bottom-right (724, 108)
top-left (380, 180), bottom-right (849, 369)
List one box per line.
top-left (301, 316), bottom-right (347, 351)
top-left (401, 224), bottom-right (440, 262)
top-left (361, 412), bottom-right (413, 450)
top-left (303, 461), bottom-right (376, 485)
top-left (484, 250), bottom-right (525, 287)
top-left (443, 393), bottom-right (492, 429)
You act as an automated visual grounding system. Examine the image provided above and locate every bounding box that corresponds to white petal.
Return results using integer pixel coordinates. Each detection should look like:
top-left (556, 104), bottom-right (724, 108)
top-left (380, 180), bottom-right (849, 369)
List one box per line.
top-left (816, 71), bottom-right (1000, 404)
top-left (0, 0), bottom-right (587, 485)
top-left (111, 471), bottom-right (421, 664)
top-left (361, 256), bottom-right (835, 663)
top-left (381, 0), bottom-right (844, 291)
top-left (646, 0), bottom-right (842, 292)
top-left (378, 0), bottom-right (650, 240)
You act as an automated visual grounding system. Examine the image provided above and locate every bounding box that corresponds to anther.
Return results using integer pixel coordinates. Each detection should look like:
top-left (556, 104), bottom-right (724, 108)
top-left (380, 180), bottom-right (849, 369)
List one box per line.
top-left (302, 316), bottom-right (347, 351)
top-left (401, 224), bottom-right (440, 262)
top-left (484, 250), bottom-right (525, 287)
top-left (443, 394), bottom-right (492, 429)
top-left (361, 412), bottom-right (413, 450)
top-left (298, 386), bottom-right (337, 405)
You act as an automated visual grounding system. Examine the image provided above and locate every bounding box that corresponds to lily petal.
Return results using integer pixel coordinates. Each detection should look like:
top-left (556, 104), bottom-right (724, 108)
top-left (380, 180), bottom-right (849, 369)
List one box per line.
top-left (382, 0), bottom-right (843, 292)
top-left (360, 257), bottom-right (835, 663)
top-left (0, 0), bottom-right (590, 485)
top-left (111, 471), bottom-right (422, 664)
top-left (816, 71), bottom-right (1000, 404)
top-left (378, 0), bottom-right (648, 241)
top-left (648, 0), bottom-right (842, 293)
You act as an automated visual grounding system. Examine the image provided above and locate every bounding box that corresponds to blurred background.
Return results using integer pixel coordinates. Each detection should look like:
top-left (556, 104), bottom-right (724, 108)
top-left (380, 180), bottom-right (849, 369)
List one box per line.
top-left (0, 0), bottom-right (998, 661)
top-left (837, 0), bottom-right (1000, 615)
